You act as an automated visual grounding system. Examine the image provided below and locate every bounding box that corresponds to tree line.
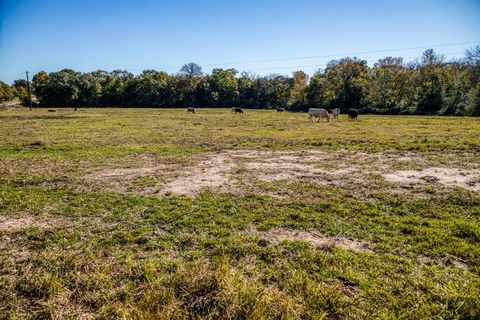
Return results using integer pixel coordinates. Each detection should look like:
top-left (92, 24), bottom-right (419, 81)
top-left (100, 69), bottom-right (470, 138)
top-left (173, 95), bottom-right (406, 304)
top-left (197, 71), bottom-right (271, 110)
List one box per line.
top-left (2, 47), bottom-right (480, 115)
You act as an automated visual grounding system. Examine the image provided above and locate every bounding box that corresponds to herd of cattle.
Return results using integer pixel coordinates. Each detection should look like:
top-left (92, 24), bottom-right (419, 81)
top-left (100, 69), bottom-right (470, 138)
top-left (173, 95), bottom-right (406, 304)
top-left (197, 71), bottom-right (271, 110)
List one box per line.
top-left (187, 106), bottom-right (359, 121)
top-left (307, 107), bottom-right (358, 121)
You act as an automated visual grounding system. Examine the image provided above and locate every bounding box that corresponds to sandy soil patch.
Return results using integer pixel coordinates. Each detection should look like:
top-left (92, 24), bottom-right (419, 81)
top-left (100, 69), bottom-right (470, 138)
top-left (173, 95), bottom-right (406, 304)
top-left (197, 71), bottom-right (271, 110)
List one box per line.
top-left (250, 228), bottom-right (371, 253)
top-left (383, 167), bottom-right (480, 191)
top-left (0, 217), bottom-right (36, 232)
top-left (0, 216), bottom-right (67, 232)
top-left (85, 149), bottom-right (366, 196)
top-left (84, 150), bottom-right (479, 197)
top-left (86, 167), bottom-right (160, 179)
top-left (162, 153), bottom-right (234, 195)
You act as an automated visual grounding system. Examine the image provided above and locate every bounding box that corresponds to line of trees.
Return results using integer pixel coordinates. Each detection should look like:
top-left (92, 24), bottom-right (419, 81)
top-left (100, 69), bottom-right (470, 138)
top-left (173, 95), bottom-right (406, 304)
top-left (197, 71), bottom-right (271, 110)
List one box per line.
top-left (2, 47), bottom-right (480, 115)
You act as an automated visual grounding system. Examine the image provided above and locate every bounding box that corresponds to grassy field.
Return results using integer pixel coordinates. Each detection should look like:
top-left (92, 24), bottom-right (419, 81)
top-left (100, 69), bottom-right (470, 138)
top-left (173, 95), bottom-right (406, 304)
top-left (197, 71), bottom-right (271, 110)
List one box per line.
top-left (1, 108), bottom-right (480, 319)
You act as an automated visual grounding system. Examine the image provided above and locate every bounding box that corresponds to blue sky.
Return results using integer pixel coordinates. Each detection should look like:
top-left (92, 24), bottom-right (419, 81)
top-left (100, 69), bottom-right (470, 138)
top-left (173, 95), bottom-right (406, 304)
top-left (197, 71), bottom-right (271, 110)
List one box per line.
top-left (1, 0), bottom-right (479, 83)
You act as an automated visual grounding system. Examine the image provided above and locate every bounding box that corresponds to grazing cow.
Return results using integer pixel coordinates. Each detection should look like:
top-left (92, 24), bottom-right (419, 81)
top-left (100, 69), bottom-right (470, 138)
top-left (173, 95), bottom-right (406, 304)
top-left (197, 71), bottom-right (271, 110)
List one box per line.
top-left (232, 107), bottom-right (244, 114)
top-left (277, 108), bottom-right (285, 112)
top-left (187, 107), bottom-right (195, 113)
top-left (332, 108), bottom-right (340, 119)
top-left (308, 108), bottom-right (331, 122)
top-left (347, 108), bottom-right (358, 120)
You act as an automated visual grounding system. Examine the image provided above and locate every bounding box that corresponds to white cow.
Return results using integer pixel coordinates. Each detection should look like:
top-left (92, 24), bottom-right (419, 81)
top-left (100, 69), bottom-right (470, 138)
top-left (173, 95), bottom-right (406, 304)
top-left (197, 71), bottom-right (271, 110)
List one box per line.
top-left (332, 108), bottom-right (340, 119)
top-left (308, 108), bottom-right (331, 122)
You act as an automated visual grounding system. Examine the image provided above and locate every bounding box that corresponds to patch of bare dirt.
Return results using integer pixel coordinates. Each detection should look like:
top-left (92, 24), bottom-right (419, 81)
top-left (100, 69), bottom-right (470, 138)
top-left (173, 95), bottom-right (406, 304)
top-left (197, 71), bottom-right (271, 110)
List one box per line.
top-left (0, 217), bottom-right (36, 232)
top-left (86, 167), bottom-right (160, 180)
top-left (383, 167), bottom-right (480, 191)
top-left (251, 228), bottom-right (371, 253)
top-left (161, 153), bottom-right (235, 196)
top-left (0, 216), bottom-right (67, 232)
top-left (84, 149), bottom-right (478, 197)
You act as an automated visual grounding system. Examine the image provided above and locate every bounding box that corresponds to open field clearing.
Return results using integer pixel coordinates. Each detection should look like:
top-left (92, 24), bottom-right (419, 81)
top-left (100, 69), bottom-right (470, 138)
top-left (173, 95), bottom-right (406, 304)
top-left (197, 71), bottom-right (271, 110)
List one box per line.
top-left (1, 108), bottom-right (480, 319)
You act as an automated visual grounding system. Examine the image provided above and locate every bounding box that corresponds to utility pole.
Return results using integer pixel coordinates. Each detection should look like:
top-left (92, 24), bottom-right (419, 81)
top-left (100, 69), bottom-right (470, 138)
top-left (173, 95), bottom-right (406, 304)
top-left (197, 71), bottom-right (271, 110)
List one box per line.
top-left (26, 71), bottom-right (33, 111)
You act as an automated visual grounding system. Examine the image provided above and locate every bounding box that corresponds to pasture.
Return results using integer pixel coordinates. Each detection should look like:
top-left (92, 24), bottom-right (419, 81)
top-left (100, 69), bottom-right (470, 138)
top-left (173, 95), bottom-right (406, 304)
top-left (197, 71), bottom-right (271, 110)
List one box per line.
top-left (1, 108), bottom-right (480, 319)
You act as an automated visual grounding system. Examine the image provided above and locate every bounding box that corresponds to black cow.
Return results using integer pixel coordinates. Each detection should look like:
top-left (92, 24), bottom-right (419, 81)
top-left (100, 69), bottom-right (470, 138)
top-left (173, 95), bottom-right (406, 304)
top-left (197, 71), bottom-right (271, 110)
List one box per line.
top-left (347, 108), bottom-right (358, 120)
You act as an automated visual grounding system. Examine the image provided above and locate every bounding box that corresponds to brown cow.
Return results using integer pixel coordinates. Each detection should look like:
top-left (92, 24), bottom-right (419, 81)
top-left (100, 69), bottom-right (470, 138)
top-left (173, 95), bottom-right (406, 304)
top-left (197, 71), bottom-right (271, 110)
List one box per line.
top-left (232, 107), bottom-right (244, 114)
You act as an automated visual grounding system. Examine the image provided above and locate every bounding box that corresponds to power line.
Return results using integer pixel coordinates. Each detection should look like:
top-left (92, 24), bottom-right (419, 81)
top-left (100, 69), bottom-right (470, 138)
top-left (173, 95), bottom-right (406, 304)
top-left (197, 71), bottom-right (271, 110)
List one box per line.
top-left (243, 51), bottom-right (466, 72)
top-left (193, 41), bottom-right (479, 68)
top-left (1, 41), bottom-right (476, 81)
top-left (129, 40), bottom-right (478, 71)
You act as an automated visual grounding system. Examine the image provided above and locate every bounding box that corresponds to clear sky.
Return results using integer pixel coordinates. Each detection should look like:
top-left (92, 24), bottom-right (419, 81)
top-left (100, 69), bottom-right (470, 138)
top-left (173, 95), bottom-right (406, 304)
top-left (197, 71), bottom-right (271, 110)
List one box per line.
top-left (1, 0), bottom-right (479, 83)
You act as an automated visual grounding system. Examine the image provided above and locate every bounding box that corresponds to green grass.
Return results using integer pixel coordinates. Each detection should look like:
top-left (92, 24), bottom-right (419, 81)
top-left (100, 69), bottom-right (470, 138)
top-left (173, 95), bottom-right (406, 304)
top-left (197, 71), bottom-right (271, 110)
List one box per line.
top-left (0, 108), bottom-right (479, 319)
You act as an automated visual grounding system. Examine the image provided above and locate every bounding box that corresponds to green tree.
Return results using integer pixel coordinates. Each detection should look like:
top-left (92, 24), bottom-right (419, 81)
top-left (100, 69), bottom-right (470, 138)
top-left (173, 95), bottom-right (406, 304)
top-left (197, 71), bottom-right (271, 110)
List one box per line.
top-left (288, 71), bottom-right (308, 109)
top-left (32, 69), bottom-right (79, 107)
top-left (130, 70), bottom-right (176, 107)
top-left (307, 70), bottom-right (334, 109)
top-left (193, 77), bottom-right (213, 107)
top-left (466, 82), bottom-right (480, 116)
top-left (324, 58), bottom-right (368, 111)
top-left (11, 79), bottom-right (30, 105)
top-left (466, 45), bottom-right (480, 85)
top-left (252, 76), bottom-right (273, 108)
top-left (99, 70), bottom-right (134, 107)
top-left (238, 72), bottom-right (255, 108)
top-left (0, 81), bottom-right (14, 102)
top-left (177, 63), bottom-right (203, 107)
top-left (208, 68), bottom-right (239, 107)
top-left (415, 49), bottom-right (445, 115)
top-left (76, 71), bottom-right (103, 107)
top-left (366, 57), bottom-right (410, 114)
top-left (439, 62), bottom-right (470, 115)
top-left (269, 75), bottom-right (292, 109)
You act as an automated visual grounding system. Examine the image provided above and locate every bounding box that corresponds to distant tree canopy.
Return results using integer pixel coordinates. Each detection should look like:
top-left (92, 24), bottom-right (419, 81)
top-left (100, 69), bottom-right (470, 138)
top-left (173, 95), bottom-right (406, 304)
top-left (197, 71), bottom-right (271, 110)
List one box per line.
top-left (9, 46), bottom-right (480, 115)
